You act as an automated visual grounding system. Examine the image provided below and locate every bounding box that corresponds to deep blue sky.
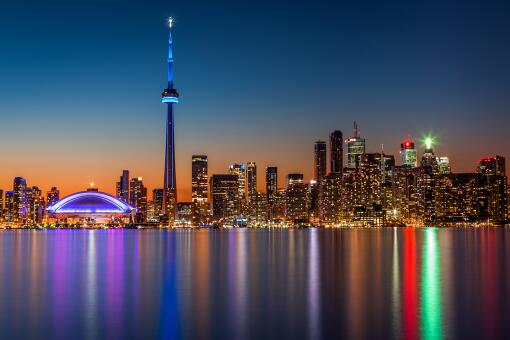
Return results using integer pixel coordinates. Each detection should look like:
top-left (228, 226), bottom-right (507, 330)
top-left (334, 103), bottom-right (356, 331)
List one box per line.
top-left (1, 0), bottom-right (509, 198)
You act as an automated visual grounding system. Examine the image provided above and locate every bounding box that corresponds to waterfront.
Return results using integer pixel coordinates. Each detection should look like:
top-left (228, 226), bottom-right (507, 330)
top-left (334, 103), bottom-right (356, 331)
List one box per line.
top-left (0, 228), bottom-right (509, 339)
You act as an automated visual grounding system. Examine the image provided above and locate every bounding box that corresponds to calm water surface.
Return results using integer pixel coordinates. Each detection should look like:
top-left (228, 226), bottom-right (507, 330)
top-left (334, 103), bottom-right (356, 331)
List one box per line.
top-left (0, 228), bottom-right (509, 340)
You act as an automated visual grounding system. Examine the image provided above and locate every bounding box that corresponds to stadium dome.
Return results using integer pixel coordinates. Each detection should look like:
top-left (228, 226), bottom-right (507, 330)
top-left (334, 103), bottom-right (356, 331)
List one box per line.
top-left (47, 191), bottom-right (135, 215)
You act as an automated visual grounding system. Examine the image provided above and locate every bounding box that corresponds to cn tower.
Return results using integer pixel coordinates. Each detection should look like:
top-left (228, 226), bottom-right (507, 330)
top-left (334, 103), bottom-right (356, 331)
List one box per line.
top-left (161, 17), bottom-right (179, 219)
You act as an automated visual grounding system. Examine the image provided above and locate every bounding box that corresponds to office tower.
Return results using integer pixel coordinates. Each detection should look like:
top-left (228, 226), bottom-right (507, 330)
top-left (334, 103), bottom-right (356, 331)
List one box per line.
top-left (330, 130), bottom-right (343, 174)
top-left (477, 156), bottom-right (508, 224)
top-left (346, 122), bottom-right (366, 169)
top-left (0, 190), bottom-right (3, 217)
top-left (4, 191), bottom-right (14, 222)
top-left (153, 188), bottom-right (165, 216)
top-left (192, 156), bottom-right (208, 202)
top-left (434, 173), bottom-right (478, 223)
top-left (266, 167), bottom-right (278, 220)
top-left (314, 141), bottom-right (327, 181)
top-left (229, 163), bottom-right (247, 201)
top-left (246, 162), bottom-right (257, 203)
top-left (393, 165), bottom-right (418, 222)
top-left (191, 155), bottom-right (209, 225)
top-left (308, 180), bottom-right (320, 223)
top-left (130, 177), bottom-right (148, 223)
top-left (285, 173), bottom-right (308, 223)
top-left (29, 186), bottom-right (45, 224)
top-left (421, 137), bottom-right (437, 168)
top-left (359, 153), bottom-right (382, 207)
top-left (436, 157), bottom-right (451, 174)
top-left (400, 138), bottom-right (417, 167)
top-left (177, 202), bottom-right (193, 225)
top-left (210, 174), bottom-right (239, 220)
top-left (251, 191), bottom-right (268, 223)
top-left (416, 166), bottom-right (435, 224)
top-left (477, 156), bottom-right (506, 176)
top-left (319, 173), bottom-right (342, 223)
top-left (341, 168), bottom-right (361, 219)
top-left (13, 177), bottom-right (27, 224)
top-left (161, 17), bottom-right (180, 220)
top-left (47, 187), bottom-right (60, 207)
top-left (116, 170), bottom-right (130, 202)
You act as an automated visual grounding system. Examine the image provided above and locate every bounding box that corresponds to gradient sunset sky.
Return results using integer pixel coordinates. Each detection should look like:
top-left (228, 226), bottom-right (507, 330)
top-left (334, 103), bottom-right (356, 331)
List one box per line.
top-left (1, 0), bottom-right (510, 200)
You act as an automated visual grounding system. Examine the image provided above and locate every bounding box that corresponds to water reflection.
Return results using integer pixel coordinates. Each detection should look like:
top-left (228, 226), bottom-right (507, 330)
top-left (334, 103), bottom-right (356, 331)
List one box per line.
top-left (0, 228), bottom-right (509, 339)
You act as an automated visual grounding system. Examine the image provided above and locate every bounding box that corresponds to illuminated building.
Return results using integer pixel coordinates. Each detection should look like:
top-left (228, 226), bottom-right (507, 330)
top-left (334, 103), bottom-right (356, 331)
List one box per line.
top-left (46, 187), bottom-right (59, 207)
top-left (266, 166), bottom-right (278, 220)
top-left (435, 157), bottom-right (451, 174)
top-left (359, 153), bottom-right (382, 207)
top-left (477, 155), bottom-right (505, 176)
top-left (116, 170), bottom-right (130, 202)
top-left (421, 136), bottom-right (437, 168)
top-left (251, 191), bottom-right (268, 223)
top-left (28, 186), bottom-right (45, 224)
top-left (191, 155), bottom-right (209, 225)
top-left (229, 163), bottom-right (247, 206)
top-left (393, 165), bottom-right (418, 222)
top-left (4, 191), bottom-right (13, 223)
top-left (346, 122), bottom-right (366, 169)
top-left (152, 188), bottom-right (164, 217)
top-left (210, 174), bottom-right (239, 221)
top-left (246, 162), bottom-right (257, 203)
top-left (341, 168), bottom-right (360, 220)
top-left (285, 173), bottom-right (308, 223)
top-left (319, 173), bottom-right (342, 223)
top-left (161, 17), bottom-right (179, 221)
top-left (177, 202), bottom-right (193, 225)
top-left (129, 177), bottom-right (148, 223)
top-left (400, 138), bottom-right (417, 167)
top-left (330, 130), bottom-right (343, 174)
top-left (0, 190), bottom-right (3, 220)
top-left (416, 166), bottom-right (435, 224)
top-left (308, 179), bottom-right (320, 223)
top-left (13, 177), bottom-right (27, 224)
top-left (477, 157), bottom-right (507, 224)
top-left (434, 173), bottom-right (478, 223)
top-left (314, 141), bottom-right (327, 181)
top-left (47, 191), bottom-right (135, 225)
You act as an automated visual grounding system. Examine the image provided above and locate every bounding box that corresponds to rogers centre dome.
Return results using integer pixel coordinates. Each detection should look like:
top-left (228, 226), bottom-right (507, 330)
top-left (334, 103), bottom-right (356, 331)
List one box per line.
top-left (47, 191), bottom-right (135, 223)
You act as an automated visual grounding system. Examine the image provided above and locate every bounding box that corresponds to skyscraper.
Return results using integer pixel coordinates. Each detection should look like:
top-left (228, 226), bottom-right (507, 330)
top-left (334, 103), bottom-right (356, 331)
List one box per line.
top-left (285, 173), bottom-right (308, 223)
top-left (314, 141), bottom-right (327, 181)
top-left (266, 167), bottom-right (278, 220)
top-left (192, 155), bottom-right (209, 225)
top-left (477, 156), bottom-right (506, 176)
top-left (400, 137), bottom-right (417, 167)
top-left (161, 17), bottom-right (179, 221)
top-left (4, 191), bottom-right (14, 222)
top-left (229, 163), bottom-right (247, 202)
top-left (192, 155), bottom-right (208, 203)
top-left (130, 177), bottom-right (148, 223)
top-left (210, 174), bottom-right (239, 220)
top-left (246, 162), bottom-right (257, 203)
top-left (47, 187), bottom-right (60, 207)
top-left (116, 170), bottom-right (130, 202)
top-left (346, 122), bottom-right (366, 169)
top-left (330, 130), bottom-right (343, 173)
top-left (153, 189), bottom-right (164, 216)
top-left (13, 177), bottom-right (27, 224)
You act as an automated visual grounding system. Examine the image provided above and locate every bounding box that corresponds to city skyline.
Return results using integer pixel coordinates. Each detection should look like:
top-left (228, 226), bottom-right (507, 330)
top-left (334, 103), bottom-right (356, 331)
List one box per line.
top-left (2, 0), bottom-right (510, 200)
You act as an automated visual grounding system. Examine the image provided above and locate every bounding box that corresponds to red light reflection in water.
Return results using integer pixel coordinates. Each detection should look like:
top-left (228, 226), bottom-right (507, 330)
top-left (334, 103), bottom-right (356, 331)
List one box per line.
top-left (403, 228), bottom-right (418, 340)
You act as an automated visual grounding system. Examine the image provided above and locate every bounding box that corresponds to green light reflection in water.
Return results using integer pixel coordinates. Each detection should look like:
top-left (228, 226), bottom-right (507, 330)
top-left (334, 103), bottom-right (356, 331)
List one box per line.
top-left (421, 228), bottom-right (443, 340)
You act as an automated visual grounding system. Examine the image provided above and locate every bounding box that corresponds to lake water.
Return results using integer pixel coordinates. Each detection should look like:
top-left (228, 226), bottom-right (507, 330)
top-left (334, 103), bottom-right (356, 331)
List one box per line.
top-left (0, 228), bottom-right (509, 339)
